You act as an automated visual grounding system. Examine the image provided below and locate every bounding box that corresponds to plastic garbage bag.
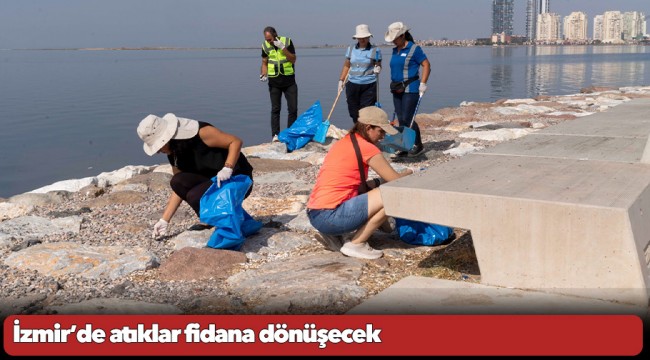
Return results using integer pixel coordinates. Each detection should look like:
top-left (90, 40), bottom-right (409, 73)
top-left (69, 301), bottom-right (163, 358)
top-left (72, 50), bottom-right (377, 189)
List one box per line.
top-left (380, 126), bottom-right (416, 153)
top-left (313, 119), bottom-right (329, 144)
top-left (278, 100), bottom-right (323, 152)
top-left (395, 218), bottom-right (454, 246)
top-left (199, 174), bottom-right (262, 250)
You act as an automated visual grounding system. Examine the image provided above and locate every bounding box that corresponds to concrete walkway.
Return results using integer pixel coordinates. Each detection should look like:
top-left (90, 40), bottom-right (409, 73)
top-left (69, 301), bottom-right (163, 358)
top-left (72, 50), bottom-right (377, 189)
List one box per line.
top-left (377, 98), bottom-right (650, 309)
top-left (348, 276), bottom-right (648, 316)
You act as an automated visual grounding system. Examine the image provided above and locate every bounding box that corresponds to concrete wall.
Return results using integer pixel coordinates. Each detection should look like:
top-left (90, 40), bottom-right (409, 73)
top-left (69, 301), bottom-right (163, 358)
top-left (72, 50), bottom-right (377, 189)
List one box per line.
top-left (382, 98), bottom-right (650, 306)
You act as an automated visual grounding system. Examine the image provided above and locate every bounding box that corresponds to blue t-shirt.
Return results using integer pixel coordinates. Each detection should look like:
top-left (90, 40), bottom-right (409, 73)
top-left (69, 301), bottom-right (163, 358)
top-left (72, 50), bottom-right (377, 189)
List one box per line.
top-left (389, 41), bottom-right (427, 93)
top-left (345, 44), bottom-right (381, 85)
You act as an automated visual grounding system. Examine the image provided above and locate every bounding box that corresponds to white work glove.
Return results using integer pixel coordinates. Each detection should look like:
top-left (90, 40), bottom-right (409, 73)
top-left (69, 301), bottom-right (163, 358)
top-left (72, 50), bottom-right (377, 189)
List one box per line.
top-left (260, 74), bottom-right (267, 82)
top-left (152, 219), bottom-right (168, 239)
top-left (338, 80), bottom-right (344, 93)
top-left (419, 82), bottom-right (427, 97)
top-left (373, 65), bottom-right (381, 74)
top-left (216, 166), bottom-right (233, 187)
top-left (273, 38), bottom-right (285, 50)
top-left (407, 166), bottom-right (426, 175)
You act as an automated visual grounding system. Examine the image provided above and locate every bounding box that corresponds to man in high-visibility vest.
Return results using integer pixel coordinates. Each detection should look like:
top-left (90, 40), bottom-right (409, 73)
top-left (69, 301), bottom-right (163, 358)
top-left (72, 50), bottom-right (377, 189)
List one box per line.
top-left (260, 26), bottom-right (298, 141)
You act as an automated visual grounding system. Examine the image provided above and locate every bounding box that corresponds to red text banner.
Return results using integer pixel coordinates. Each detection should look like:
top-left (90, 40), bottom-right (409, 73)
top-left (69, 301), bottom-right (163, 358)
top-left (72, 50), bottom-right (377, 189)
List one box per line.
top-left (3, 314), bottom-right (642, 356)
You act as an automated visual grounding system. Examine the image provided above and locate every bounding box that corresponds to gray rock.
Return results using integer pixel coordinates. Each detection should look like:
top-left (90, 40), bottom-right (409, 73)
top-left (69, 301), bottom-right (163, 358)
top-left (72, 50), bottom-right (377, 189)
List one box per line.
top-left (78, 184), bottom-right (105, 198)
top-left (227, 253), bottom-right (366, 313)
top-left (51, 216), bottom-right (83, 233)
top-left (158, 247), bottom-right (247, 281)
top-left (10, 238), bottom-right (42, 252)
top-left (248, 158), bottom-right (311, 173)
top-left (281, 211), bottom-right (314, 233)
top-left (0, 294), bottom-right (48, 318)
top-left (241, 230), bottom-right (313, 260)
top-left (95, 165), bottom-right (155, 188)
top-left (4, 242), bottom-right (159, 280)
top-left (47, 207), bottom-right (91, 218)
top-left (83, 190), bottom-right (147, 208)
top-left (47, 298), bottom-right (182, 314)
top-left (0, 202), bottom-right (34, 221)
top-left (171, 229), bottom-right (213, 250)
top-left (254, 171), bottom-right (300, 184)
top-left (116, 171), bottom-right (172, 192)
top-left (0, 215), bottom-right (81, 244)
top-left (112, 182), bottom-right (149, 193)
top-left (9, 191), bottom-right (70, 207)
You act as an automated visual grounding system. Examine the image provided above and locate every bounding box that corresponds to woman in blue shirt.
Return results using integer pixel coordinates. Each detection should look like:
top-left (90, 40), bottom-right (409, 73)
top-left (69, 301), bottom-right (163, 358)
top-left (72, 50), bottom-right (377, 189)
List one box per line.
top-left (385, 21), bottom-right (431, 157)
top-left (338, 24), bottom-right (382, 124)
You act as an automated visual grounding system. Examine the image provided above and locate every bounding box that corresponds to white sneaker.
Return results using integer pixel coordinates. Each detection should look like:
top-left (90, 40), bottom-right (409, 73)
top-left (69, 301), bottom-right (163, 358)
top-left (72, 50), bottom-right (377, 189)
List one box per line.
top-left (272, 135), bottom-right (279, 142)
top-left (340, 242), bottom-right (383, 260)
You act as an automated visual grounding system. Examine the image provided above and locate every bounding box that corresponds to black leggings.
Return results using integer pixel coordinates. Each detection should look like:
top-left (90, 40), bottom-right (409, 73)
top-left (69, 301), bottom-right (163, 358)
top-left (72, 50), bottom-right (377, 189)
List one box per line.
top-left (170, 172), bottom-right (253, 216)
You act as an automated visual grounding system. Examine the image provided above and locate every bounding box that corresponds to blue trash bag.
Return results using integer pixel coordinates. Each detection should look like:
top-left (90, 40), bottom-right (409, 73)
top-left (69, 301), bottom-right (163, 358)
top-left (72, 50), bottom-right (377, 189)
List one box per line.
top-left (199, 174), bottom-right (262, 251)
top-left (380, 126), bottom-right (416, 153)
top-left (278, 100), bottom-right (323, 152)
top-left (395, 218), bottom-right (454, 246)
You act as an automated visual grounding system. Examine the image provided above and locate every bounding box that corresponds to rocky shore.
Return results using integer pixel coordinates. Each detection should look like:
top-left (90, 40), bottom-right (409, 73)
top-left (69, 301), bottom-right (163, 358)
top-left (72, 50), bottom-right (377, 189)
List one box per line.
top-left (1, 85), bottom-right (649, 316)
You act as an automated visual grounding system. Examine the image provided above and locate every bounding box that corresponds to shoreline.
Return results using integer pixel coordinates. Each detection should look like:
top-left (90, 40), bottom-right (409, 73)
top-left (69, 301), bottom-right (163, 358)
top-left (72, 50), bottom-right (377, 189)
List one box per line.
top-left (3, 42), bottom-right (649, 52)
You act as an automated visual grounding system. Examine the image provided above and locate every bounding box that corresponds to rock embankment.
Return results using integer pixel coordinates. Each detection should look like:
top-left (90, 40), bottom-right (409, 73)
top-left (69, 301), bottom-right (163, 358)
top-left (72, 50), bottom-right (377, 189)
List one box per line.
top-left (1, 86), bottom-right (649, 315)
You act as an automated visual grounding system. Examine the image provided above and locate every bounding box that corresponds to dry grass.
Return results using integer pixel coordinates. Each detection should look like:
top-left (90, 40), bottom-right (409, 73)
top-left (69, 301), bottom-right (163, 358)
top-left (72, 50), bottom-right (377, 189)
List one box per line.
top-left (358, 229), bottom-right (481, 297)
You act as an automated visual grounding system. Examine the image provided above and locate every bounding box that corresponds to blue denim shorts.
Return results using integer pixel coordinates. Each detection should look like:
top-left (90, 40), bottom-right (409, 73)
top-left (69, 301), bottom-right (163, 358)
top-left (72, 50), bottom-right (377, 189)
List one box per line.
top-left (307, 193), bottom-right (369, 235)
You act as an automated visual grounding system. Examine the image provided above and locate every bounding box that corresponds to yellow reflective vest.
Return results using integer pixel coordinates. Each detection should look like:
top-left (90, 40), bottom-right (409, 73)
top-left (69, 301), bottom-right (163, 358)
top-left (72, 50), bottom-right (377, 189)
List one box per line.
top-left (262, 36), bottom-right (294, 77)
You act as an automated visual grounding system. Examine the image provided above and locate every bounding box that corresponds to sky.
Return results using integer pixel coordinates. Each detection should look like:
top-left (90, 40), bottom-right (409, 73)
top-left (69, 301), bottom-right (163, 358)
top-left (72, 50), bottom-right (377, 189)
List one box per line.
top-left (0, 0), bottom-right (648, 49)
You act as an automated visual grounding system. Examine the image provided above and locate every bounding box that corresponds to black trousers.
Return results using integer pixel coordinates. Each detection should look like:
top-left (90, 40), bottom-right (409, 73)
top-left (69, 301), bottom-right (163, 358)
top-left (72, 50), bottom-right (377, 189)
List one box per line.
top-left (345, 81), bottom-right (377, 124)
top-left (269, 83), bottom-right (298, 137)
top-left (170, 172), bottom-right (253, 217)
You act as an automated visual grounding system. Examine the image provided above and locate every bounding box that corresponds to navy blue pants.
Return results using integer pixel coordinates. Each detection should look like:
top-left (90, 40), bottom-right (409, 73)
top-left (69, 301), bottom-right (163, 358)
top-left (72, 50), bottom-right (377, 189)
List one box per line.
top-left (392, 92), bottom-right (423, 147)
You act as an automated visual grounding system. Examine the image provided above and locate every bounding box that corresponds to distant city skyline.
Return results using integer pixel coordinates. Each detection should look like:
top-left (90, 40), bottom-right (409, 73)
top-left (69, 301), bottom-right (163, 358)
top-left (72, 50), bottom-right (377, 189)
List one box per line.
top-left (0, 0), bottom-right (648, 48)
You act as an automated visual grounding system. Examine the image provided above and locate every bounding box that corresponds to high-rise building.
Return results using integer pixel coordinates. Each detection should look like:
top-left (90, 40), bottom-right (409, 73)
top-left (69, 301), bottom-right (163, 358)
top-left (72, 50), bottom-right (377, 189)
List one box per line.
top-left (602, 11), bottom-right (623, 43)
top-left (622, 11), bottom-right (646, 40)
top-left (563, 12), bottom-right (588, 41)
top-left (537, 12), bottom-right (561, 42)
top-left (492, 0), bottom-right (514, 37)
top-left (539, 0), bottom-right (549, 14)
top-left (593, 15), bottom-right (604, 41)
top-left (526, 0), bottom-right (538, 41)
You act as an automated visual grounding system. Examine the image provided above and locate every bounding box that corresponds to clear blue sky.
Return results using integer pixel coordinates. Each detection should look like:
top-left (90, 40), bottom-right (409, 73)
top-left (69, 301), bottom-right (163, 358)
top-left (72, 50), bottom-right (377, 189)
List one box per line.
top-left (0, 0), bottom-right (647, 48)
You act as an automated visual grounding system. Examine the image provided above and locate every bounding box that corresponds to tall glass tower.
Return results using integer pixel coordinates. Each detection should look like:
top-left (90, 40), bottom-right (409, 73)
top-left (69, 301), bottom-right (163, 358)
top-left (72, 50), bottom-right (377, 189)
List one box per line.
top-left (526, 0), bottom-right (538, 41)
top-left (492, 0), bottom-right (514, 36)
top-left (539, 0), bottom-right (549, 14)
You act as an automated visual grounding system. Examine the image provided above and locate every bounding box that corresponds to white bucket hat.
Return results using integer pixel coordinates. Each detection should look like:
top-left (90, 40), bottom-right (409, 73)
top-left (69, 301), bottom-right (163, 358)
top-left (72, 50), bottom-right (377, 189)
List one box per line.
top-left (137, 113), bottom-right (199, 156)
top-left (385, 21), bottom-right (410, 42)
top-left (352, 24), bottom-right (373, 39)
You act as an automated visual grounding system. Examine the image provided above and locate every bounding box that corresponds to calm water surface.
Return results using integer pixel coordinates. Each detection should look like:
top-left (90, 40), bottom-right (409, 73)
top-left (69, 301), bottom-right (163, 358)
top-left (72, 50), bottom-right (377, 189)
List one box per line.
top-left (0, 45), bottom-right (648, 197)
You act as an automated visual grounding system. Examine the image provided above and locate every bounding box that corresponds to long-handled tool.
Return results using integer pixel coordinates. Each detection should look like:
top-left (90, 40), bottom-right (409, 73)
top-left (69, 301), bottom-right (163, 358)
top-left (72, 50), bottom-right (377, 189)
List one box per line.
top-left (380, 95), bottom-right (422, 153)
top-left (374, 50), bottom-right (382, 109)
top-left (314, 73), bottom-right (348, 144)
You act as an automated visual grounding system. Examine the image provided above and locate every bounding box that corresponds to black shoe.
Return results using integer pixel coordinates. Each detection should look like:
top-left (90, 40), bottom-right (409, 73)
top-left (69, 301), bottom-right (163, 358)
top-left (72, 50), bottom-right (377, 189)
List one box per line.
top-left (393, 150), bottom-right (408, 158)
top-left (188, 223), bottom-right (214, 231)
top-left (408, 144), bottom-right (425, 157)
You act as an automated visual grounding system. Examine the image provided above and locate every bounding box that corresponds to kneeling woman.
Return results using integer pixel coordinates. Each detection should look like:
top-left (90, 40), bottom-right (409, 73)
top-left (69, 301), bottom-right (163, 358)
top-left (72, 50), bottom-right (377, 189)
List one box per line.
top-left (137, 113), bottom-right (254, 239)
top-left (306, 106), bottom-right (413, 259)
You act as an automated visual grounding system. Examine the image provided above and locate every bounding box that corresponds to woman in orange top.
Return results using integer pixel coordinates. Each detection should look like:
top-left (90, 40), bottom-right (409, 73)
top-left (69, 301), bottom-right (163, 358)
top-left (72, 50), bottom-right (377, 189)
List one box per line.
top-left (306, 106), bottom-right (414, 259)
